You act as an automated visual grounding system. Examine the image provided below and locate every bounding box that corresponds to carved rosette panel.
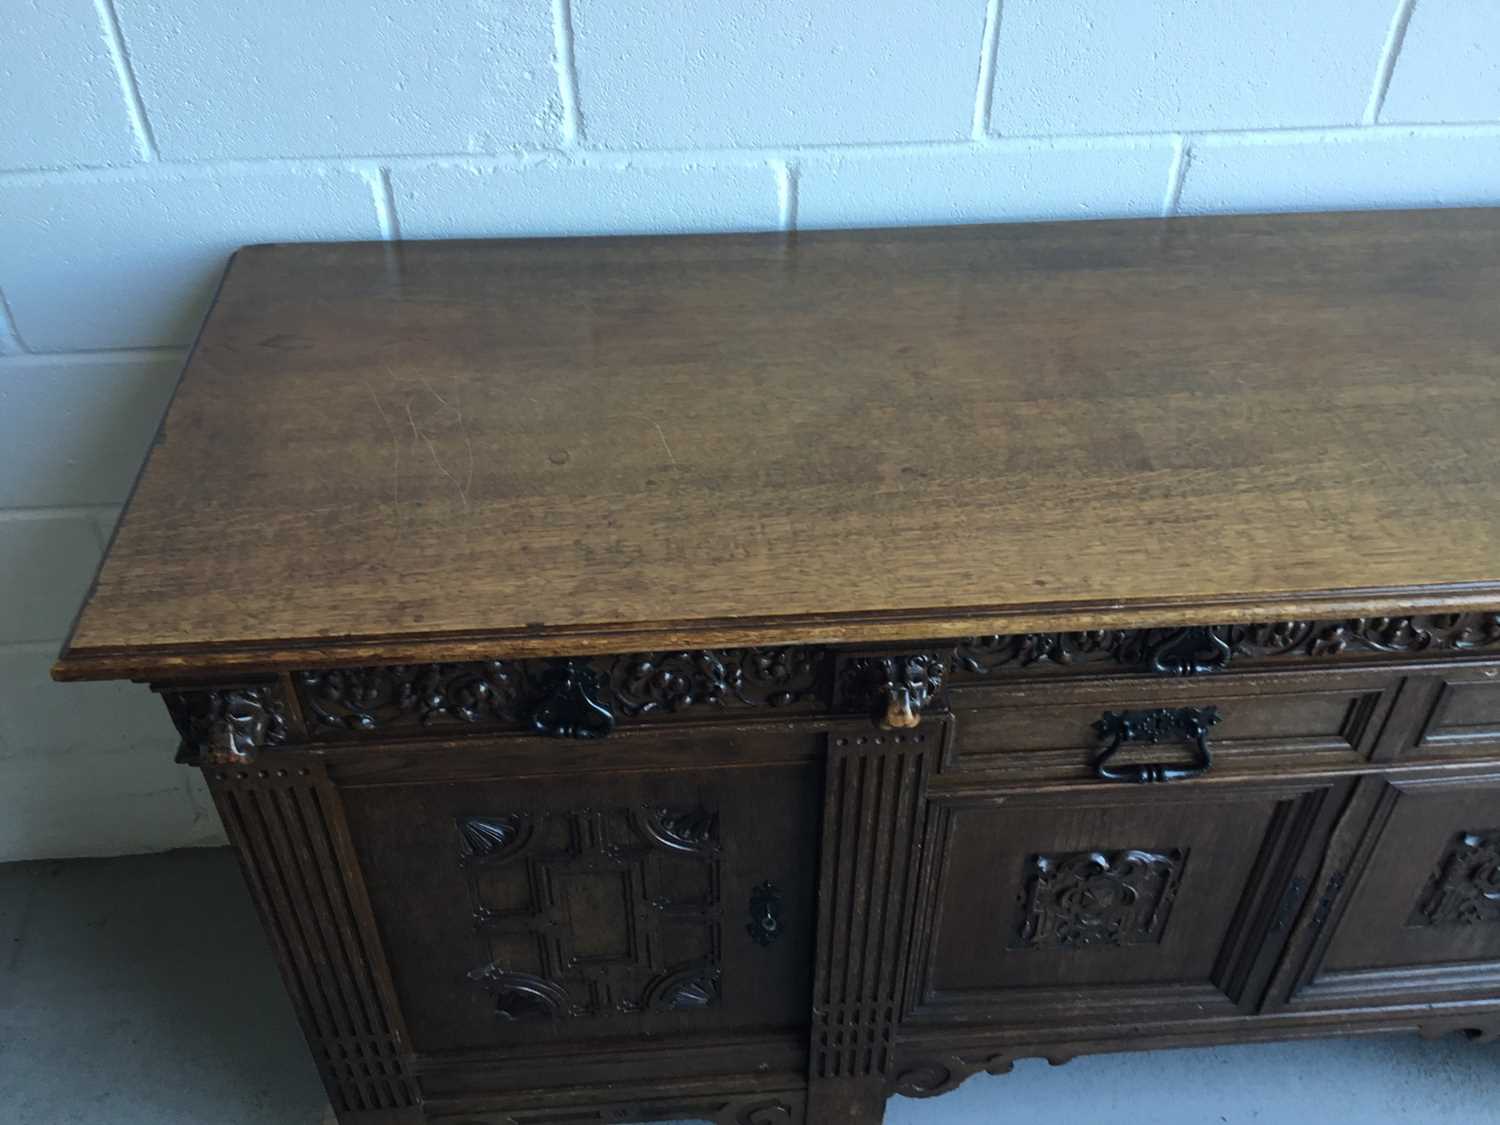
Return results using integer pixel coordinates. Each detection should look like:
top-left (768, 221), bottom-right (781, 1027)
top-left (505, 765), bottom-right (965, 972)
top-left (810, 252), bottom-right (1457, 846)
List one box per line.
top-left (1013, 848), bottom-right (1188, 950)
top-left (205, 764), bottom-right (419, 1113)
top-left (161, 683), bottom-right (290, 765)
top-left (1409, 829), bottom-right (1500, 927)
top-left (460, 805), bottom-right (724, 1021)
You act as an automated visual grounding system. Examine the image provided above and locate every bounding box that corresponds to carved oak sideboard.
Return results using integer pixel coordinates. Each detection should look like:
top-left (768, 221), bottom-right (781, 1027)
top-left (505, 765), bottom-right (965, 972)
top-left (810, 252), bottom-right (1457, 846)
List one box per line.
top-left (55, 210), bottom-right (1500, 1124)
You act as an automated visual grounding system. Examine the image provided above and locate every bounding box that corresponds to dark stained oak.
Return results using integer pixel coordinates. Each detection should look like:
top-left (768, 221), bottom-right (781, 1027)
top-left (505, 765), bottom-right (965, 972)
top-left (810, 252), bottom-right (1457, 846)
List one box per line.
top-left (48, 211), bottom-right (1500, 1125)
top-left (54, 208), bottom-right (1500, 681)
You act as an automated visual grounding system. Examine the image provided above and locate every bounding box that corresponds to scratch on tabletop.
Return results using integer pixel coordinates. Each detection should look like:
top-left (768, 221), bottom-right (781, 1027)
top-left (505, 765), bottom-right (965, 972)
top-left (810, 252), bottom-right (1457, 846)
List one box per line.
top-left (365, 371), bottom-right (402, 529)
top-left (407, 391), bottom-right (471, 514)
top-left (629, 412), bottom-right (678, 469)
top-left (416, 371), bottom-right (476, 506)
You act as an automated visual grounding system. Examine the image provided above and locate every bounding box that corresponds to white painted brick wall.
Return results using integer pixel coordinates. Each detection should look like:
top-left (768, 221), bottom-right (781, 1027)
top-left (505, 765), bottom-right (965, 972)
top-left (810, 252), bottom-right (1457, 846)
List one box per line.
top-left (391, 159), bottom-right (783, 238)
top-left (987, 1), bottom-right (1394, 135)
top-left (1, 0), bottom-right (1497, 861)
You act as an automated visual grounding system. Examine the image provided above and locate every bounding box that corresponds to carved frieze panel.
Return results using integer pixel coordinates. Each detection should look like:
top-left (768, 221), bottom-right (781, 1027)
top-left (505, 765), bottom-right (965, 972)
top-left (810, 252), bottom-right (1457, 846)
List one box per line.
top-left (460, 805), bottom-right (724, 1021)
top-left (610, 647), bottom-right (822, 716)
top-left (1409, 829), bottom-right (1500, 927)
top-left (160, 614), bottom-right (1500, 761)
top-left (951, 614), bottom-right (1500, 680)
top-left (299, 661), bottom-right (528, 732)
top-left (1012, 847), bottom-right (1188, 950)
top-left (294, 647), bottom-right (824, 740)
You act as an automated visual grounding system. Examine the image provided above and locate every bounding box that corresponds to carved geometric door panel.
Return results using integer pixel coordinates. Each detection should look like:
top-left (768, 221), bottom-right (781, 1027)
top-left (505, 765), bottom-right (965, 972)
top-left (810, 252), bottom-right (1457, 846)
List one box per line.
top-left (1273, 772), bottom-right (1500, 1012)
top-left (339, 739), bottom-right (821, 1053)
top-left (460, 806), bottom-right (724, 1021)
top-left (904, 776), bottom-right (1350, 1029)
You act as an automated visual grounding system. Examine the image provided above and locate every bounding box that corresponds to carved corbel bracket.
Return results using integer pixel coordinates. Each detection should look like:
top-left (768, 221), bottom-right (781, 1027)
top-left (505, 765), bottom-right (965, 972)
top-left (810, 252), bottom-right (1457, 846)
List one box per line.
top-left (837, 652), bottom-right (947, 729)
top-left (159, 683), bottom-right (290, 765)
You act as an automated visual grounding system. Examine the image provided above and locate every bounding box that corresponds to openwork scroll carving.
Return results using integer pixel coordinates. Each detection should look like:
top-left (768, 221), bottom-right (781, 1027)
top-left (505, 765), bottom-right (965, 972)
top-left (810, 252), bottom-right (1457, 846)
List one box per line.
top-left (1410, 829), bottom-right (1500, 927)
top-left (293, 647), bottom-right (823, 739)
top-left (1013, 847), bottom-right (1188, 950)
top-left (952, 614), bottom-right (1500, 679)
top-left (1235, 615), bottom-right (1500, 659)
top-left (609, 647), bottom-right (821, 716)
top-left (890, 1052), bottom-right (1041, 1099)
top-left (298, 661), bottom-right (527, 732)
top-left (482, 1090), bottom-right (802, 1125)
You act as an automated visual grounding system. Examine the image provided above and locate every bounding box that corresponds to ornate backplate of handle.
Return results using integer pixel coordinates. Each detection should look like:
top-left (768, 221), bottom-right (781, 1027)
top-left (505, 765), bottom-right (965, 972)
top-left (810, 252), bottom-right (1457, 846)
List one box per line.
top-left (526, 660), bottom-right (616, 739)
top-left (1091, 706), bottom-right (1221, 783)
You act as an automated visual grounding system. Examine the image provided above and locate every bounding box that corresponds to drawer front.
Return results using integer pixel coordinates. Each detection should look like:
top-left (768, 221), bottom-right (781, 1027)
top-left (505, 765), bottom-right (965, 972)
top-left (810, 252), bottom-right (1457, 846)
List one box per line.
top-left (340, 730), bottom-right (822, 1053)
top-left (1275, 771), bottom-right (1500, 1012)
top-left (1385, 662), bottom-right (1500, 762)
top-left (904, 775), bottom-right (1351, 1028)
top-left (946, 668), bottom-right (1401, 780)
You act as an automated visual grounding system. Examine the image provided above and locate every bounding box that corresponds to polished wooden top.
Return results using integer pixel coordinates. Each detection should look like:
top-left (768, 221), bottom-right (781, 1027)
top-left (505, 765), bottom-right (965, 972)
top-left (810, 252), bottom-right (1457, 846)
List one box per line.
top-left (56, 209), bottom-right (1500, 680)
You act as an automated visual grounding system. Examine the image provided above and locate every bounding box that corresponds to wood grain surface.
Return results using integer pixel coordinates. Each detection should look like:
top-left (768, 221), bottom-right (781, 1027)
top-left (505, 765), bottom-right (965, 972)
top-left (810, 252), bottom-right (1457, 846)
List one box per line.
top-left (55, 208), bottom-right (1500, 679)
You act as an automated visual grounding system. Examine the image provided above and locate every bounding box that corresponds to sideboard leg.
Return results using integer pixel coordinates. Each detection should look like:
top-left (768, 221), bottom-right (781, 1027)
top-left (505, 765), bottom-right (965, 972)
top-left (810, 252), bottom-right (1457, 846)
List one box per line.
top-left (1416, 1016), bottom-right (1500, 1044)
top-left (205, 764), bottom-right (422, 1121)
top-left (805, 736), bottom-right (934, 1125)
top-left (806, 1077), bottom-right (887, 1125)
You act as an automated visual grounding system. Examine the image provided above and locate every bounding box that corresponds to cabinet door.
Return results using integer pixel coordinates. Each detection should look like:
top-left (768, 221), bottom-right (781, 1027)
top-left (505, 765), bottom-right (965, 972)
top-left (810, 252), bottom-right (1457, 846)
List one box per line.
top-left (905, 776), bottom-right (1349, 1028)
top-left (339, 730), bottom-right (822, 1053)
top-left (1272, 771), bottom-right (1500, 1011)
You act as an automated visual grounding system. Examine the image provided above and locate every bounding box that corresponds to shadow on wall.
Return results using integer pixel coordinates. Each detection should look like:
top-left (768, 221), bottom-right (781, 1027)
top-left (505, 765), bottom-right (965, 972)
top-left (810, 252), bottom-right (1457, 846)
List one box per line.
top-left (0, 650), bottom-right (224, 860)
top-left (0, 343), bottom-right (226, 862)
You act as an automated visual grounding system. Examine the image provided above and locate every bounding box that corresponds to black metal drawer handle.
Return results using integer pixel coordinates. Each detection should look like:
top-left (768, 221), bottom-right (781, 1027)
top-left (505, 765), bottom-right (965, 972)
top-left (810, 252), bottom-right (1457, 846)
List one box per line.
top-left (1091, 706), bottom-right (1220, 783)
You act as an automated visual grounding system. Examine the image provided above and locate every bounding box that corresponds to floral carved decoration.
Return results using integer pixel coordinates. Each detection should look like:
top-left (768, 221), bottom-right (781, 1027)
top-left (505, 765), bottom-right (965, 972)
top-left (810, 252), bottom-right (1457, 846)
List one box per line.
top-left (157, 613), bottom-right (1500, 758)
top-left (1012, 847), bottom-right (1188, 950)
top-left (1410, 829), bottom-right (1500, 927)
top-left (292, 647), bottom-right (823, 739)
